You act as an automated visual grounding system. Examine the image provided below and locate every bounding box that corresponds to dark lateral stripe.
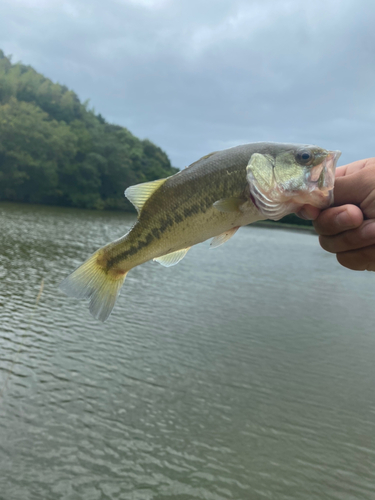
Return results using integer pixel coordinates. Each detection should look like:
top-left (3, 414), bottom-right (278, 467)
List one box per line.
top-left (107, 215), bottom-right (173, 268)
top-left (107, 232), bottom-right (154, 268)
top-left (107, 197), bottom-right (215, 269)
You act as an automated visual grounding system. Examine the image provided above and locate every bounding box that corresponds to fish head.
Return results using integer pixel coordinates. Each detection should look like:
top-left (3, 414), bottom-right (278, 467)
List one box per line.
top-left (246, 144), bottom-right (341, 220)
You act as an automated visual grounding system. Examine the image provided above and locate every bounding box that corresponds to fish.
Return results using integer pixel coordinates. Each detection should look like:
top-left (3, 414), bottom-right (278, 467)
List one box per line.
top-left (59, 142), bottom-right (341, 322)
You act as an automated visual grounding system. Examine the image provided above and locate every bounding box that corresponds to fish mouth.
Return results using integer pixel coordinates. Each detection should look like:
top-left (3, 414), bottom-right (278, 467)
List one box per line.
top-left (306, 150), bottom-right (341, 209)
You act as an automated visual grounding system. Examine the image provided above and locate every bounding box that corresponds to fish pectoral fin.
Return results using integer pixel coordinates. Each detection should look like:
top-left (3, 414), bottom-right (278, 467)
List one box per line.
top-left (210, 227), bottom-right (239, 249)
top-left (213, 197), bottom-right (245, 213)
top-left (125, 178), bottom-right (167, 213)
top-left (153, 247), bottom-right (191, 267)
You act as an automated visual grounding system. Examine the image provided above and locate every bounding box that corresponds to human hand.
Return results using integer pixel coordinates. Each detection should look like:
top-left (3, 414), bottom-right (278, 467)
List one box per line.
top-left (312, 158), bottom-right (375, 271)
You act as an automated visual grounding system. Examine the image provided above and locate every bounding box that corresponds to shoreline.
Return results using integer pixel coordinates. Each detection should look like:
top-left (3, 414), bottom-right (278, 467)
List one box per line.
top-left (0, 200), bottom-right (316, 233)
top-left (252, 220), bottom-right (316, 233)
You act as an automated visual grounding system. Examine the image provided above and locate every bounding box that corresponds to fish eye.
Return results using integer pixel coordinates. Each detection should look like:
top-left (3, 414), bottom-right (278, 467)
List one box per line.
top-left (296, 149), bottom-right (314, 165)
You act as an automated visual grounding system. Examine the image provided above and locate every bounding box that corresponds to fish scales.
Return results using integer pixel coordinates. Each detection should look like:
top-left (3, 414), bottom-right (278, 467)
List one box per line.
top-left (106, 146), bottom-right (253, 270)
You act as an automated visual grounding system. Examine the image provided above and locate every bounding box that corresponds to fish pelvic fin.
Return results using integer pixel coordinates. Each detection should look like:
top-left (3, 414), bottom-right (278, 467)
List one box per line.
top-left (210, 227), bottom-right (239, 249)
top-left (153, 247), bottom-right (191, 267)
top-left (59, 251), bottom-right (127, 322)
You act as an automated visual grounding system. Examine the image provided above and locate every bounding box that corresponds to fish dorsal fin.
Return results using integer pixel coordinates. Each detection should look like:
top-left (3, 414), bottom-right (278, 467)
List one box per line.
top-left (185, 151), bottom-right (218, 169)
top-left (199, 151), bottom-right (217, 161)
top-left (125, 178), bottom-right (166, 213)
top-left (210, 227), bottom-right (239, 249)
top-left (213, 197), bottom-right (244, 213)
top-left (153, 247), bottom-right (190, 267)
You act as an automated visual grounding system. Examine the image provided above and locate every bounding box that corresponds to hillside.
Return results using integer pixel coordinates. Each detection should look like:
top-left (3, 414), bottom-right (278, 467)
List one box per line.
top-left (0, 50), bottom-right (178, 211)
top-left (0, 50), bottom-right (312, 227)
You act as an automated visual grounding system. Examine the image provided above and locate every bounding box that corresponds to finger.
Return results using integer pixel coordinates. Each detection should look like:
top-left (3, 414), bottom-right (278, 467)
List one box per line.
top-left (313, 205), bottom-right (363, 236)
top-left (319, 220), bottom-right (375, 254)
top-left (334, 159), bottom-right (371, 178)
top-left (336, 245), bottom-right (375, 272)
top-left (334, 165), bottom-right (349, 178)
top-left (333, 161), bottom-right (375, 207)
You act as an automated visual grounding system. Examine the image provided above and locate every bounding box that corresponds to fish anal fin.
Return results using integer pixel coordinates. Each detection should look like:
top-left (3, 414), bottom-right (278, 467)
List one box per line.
top-left (154, 247), bottom-right (190, 267)
top-left (213, 198), bottom-right (245, 213)
top-left (125, 178), bottom-right (167, 213)
top-left (210, 227), bottom-right (239, 249)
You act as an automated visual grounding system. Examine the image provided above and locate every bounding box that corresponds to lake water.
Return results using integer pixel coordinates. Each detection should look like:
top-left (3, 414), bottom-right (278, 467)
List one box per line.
top-left (1, 201), bottom-right (375, 500)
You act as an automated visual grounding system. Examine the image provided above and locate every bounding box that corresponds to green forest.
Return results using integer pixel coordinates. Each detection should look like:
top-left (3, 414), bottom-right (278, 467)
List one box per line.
top-left (0, 49), bottom-right (309, 226)
top-left (0, 50), bottom-right (178, 211)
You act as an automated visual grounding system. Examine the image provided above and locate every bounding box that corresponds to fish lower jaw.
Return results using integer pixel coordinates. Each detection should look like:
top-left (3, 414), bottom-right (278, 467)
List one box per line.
top-left (291, 188), bottom-right (334, 210)
top-left (250, 182), bottom-right (334, 220)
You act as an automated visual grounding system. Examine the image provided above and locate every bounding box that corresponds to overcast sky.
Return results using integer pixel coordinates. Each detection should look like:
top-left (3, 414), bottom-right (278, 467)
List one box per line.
top-left (1, 0), bottom-right (374, 168)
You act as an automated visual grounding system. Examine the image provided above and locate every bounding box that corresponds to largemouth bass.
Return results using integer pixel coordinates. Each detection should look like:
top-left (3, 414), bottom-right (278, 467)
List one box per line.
top-left (60, 142), bottom-right (341, 321)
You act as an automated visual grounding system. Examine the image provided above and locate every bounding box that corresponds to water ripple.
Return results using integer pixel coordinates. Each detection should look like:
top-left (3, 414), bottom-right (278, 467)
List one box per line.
top-left (1, 202), bottom-right (375, 500)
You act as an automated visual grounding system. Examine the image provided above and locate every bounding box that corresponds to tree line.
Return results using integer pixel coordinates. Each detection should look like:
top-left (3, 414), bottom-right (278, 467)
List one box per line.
top-left (0, 50), bottom-right (178, 211)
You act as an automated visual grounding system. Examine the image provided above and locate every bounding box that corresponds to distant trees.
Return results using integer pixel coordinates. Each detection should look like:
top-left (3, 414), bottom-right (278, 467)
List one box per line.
top-left (0, 50), bottom-right (178, 210)
top-left (0, 50), bottom-right (311, 227)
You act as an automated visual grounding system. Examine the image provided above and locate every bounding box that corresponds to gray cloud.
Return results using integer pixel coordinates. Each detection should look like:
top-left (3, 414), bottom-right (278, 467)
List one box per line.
top-left (1, 0), bottom-right (374, 167)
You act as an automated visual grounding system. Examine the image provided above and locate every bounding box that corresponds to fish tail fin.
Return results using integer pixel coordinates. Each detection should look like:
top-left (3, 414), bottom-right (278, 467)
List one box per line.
top-left (59, 250), bottom-right (127, 322)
